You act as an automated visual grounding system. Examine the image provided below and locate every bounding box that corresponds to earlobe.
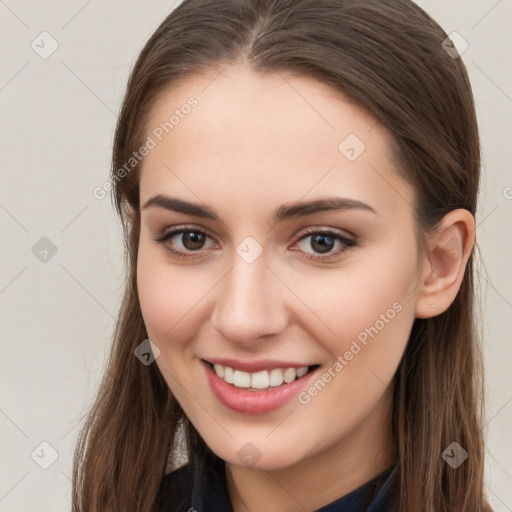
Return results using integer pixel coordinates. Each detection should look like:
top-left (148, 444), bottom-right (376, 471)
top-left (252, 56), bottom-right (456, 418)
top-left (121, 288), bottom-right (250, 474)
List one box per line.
top-left (415, 209), bottom-right (475, 319)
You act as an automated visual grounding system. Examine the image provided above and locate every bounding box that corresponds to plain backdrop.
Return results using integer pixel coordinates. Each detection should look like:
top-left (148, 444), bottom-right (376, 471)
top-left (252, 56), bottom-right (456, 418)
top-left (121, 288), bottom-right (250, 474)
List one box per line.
top-left (0, 1), bottom-right (511, 510)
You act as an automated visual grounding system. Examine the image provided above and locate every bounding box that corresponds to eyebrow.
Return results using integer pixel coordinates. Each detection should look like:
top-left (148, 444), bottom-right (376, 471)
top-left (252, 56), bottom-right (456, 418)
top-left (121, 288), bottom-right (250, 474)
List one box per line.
top-left (141, 194), bottom-right (379, 223)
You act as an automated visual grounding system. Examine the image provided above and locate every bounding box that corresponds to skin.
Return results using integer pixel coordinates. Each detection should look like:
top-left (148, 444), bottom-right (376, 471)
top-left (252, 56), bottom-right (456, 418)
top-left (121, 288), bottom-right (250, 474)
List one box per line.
top-left (135, 61), bottom-right (475, 512)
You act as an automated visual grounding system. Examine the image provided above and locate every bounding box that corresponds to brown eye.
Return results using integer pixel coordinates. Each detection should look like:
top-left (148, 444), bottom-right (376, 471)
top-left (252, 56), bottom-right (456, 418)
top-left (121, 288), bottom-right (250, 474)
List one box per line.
top-left (309, 233), bottom-right (336, 254)
top-left (180, 231), bottom-right (207, 250)
top-left (154, 228), bottom-right (216, 258)
top-left (294, 229), bottom-right (355, 261)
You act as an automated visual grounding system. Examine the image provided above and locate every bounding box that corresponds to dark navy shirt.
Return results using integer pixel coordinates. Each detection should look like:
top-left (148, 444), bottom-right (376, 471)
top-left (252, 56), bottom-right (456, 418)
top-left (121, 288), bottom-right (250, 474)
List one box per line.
top-left (155, 451), bottom-right (397, 512)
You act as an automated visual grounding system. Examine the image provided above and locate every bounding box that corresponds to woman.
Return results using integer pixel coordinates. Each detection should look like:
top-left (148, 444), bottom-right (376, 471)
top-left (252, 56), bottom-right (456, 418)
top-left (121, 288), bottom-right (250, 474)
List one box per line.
top-left (72, 0), bottom-right (492, 510)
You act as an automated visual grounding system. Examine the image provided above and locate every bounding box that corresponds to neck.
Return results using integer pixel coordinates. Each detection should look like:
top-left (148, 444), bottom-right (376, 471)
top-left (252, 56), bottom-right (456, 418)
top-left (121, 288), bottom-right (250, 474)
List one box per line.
top-left (226, 386), bottom-right (395, 512)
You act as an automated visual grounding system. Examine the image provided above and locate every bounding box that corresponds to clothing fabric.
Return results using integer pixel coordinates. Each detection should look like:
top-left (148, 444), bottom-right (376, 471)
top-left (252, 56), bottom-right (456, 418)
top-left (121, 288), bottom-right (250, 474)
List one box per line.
top-left (154, 451), bottom-right (397, 512)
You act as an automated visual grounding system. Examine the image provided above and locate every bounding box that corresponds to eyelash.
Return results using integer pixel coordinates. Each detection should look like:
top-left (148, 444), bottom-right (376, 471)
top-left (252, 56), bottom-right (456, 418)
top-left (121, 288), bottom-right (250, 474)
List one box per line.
top-left (153, 226), bottom-right (356, 262)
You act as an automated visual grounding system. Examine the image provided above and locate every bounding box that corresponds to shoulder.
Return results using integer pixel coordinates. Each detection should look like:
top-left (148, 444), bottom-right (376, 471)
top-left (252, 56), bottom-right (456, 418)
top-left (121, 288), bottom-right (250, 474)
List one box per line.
top-left (153, 462), bottom-right (194, 512)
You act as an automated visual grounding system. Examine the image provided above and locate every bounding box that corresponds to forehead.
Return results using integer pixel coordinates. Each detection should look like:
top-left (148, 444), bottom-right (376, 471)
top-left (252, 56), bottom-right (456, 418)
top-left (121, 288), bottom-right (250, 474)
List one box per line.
top-left (138, 63), bottom-right (413, 219)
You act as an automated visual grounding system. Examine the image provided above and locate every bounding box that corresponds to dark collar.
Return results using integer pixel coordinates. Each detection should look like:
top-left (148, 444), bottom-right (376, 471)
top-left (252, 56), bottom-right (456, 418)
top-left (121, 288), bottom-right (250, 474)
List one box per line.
top-left (192, 454), bottom-right (397, 512)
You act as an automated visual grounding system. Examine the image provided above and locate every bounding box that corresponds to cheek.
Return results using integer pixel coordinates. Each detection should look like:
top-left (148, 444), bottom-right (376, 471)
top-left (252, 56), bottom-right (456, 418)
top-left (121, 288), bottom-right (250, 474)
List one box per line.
top-left (137, 243), bottom-right (210, 346)
top-left (294, 247), bottom-right (417, 347)
top-left (285, 246), bottom-right (419, 405)
top-left (330, 269), bottom-right (413, 356)
top-left (289, 260), bottom-right (417, 445)
top-left (136, 245), bottom-right (207, 398)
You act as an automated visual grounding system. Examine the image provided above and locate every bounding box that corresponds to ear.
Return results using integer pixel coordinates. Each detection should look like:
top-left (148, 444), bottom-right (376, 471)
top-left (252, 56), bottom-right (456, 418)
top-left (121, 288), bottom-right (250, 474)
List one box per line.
top-left (415, 209), bottom-right (475, 318)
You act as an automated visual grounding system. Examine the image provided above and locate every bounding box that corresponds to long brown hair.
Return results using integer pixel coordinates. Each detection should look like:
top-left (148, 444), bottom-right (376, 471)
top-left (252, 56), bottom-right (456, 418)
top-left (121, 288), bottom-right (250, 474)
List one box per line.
top-left (72, 1), bottom-right (491, 510)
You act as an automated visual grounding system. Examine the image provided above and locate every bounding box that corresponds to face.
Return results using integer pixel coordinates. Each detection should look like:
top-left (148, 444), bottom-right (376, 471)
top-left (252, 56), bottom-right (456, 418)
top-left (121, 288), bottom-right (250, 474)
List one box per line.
top-left (136, 62), bottom-right (424, 471)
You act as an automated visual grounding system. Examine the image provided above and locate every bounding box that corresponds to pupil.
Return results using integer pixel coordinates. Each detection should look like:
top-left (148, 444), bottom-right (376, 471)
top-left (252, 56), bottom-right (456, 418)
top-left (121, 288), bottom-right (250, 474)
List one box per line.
top-left (312, 234), bottom-right (334, 254)
top-left (184, 231), bottom-right (205, 250)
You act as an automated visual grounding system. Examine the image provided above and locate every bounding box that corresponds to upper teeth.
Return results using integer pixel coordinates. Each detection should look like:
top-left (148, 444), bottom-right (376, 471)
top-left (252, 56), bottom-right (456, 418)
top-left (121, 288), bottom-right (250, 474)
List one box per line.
top-left (213, 363), bottom-right (309, 389)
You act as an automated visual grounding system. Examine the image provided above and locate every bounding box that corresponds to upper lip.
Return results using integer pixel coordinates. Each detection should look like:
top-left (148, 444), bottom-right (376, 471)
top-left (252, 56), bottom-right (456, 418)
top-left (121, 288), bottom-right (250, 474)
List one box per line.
top-left (203, 357), bottom-right (316, 373)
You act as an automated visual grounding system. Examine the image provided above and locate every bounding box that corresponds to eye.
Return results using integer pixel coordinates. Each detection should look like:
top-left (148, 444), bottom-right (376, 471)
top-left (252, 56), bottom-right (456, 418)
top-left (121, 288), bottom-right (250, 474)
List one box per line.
top-left (154, 226), bottom-right (356, 262)
top-left (292, 229), bottom-right (356, 261)
top-left (154, 228), bottom-right (217, 258)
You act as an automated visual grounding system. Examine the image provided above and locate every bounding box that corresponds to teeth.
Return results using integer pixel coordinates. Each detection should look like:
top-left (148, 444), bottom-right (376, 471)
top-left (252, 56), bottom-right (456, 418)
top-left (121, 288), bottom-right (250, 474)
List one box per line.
top-left (211, 363), bottom-right (310, 389)
top-left (269, 368), bottom-right (284, 387)
top-left (233, 370), bottom-right (251, 388)
top-left (223, 366), bottom-right (234, 384)
top-left (251, 370), bottom-right (270, 389)
top-left (213, 364), bottom-right (224, 378)
top-left (283, 368), bottom-right (296, 383)
top-left (296, 366), bottom-right (308, 378)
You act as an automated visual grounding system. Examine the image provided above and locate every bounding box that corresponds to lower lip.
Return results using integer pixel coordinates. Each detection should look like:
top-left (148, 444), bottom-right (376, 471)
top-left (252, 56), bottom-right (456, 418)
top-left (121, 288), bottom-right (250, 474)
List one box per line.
top-left (202, 361), bottom-right (318, 414)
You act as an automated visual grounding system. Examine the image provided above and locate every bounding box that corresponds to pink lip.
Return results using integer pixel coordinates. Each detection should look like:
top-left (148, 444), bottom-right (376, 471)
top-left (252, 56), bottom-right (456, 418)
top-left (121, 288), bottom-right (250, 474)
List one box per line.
top-left (204, 357), bottom-right (314, 373)
top-left (201, 360), bottom-right (319, 414)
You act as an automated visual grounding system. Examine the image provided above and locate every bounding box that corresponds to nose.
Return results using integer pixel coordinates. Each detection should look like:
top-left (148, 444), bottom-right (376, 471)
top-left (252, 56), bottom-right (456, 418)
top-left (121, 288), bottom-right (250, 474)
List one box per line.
top-left (210, 251), bottom-right (289, 348)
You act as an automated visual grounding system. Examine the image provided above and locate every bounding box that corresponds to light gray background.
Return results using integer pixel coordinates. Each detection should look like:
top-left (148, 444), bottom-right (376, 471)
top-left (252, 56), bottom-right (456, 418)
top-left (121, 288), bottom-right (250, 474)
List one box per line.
top-left (1, 1), bottom-right (511, 510)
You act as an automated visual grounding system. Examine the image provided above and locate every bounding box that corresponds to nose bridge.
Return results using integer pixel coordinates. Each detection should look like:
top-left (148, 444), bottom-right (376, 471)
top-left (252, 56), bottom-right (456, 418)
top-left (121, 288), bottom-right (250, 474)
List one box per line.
top-left (210, 248), bottom-right (288, 345)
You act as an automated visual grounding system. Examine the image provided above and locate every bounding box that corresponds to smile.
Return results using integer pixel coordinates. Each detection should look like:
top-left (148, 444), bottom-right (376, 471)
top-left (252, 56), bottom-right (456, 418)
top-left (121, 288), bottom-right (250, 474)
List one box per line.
top-left (202, 359), bottom-right (320, 414)
top-left (211, 362), bottom-right (310, 389)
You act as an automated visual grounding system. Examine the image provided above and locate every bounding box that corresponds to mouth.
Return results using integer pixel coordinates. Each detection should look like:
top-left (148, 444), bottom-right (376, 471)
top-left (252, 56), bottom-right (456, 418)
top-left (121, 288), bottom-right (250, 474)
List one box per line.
top-left (203, 360), bottom-right (319, 390)
top-left (201, 359), bottom-right (320, 414)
